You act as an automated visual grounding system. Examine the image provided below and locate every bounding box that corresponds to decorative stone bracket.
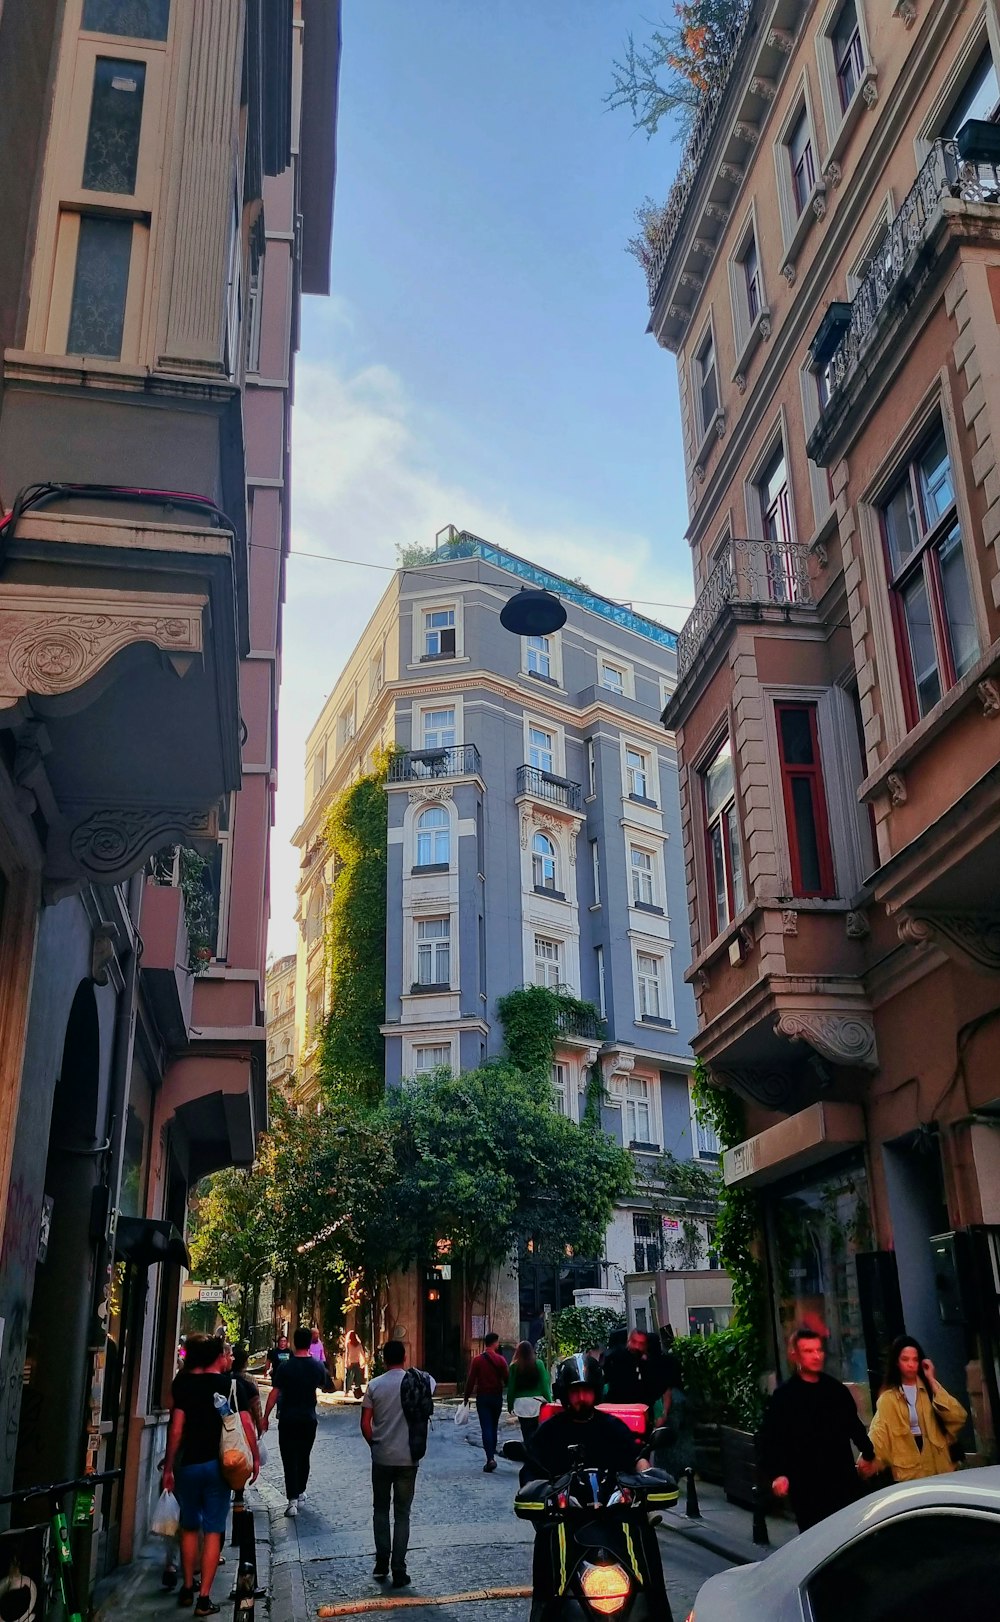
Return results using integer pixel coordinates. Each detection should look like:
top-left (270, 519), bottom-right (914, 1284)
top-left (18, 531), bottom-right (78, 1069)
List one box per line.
top-left (601, 1048), bottom-right (636, 1101)
top-left (898, 911), bottom-right (1000, 974)
top-left (774, 1010), bottom-right (879, 1070)
top-left (45, 804), bottom-right (221, 899)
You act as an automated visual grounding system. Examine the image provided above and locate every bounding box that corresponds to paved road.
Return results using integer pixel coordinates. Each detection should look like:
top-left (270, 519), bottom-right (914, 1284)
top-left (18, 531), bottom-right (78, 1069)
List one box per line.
top-left (258, 1400), bottom-right (731, 1621)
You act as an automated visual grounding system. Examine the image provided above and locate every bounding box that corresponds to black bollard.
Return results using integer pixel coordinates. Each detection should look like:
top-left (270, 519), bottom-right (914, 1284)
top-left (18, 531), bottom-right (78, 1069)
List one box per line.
top-left (751, 1484), bottom-right (770, 1547)
top-left (684, 1466), bottom-right (702, 1519)
top-left (233, 1559), bottom-right (256, 1617)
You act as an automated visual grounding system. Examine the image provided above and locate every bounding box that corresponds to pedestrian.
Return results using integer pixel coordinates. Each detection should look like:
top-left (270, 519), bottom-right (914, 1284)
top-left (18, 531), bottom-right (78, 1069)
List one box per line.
top-left (345, 1328), bottom-right (367, 1399)
top-left (308, 1326), bottom-right (327, 1366)
top-left (265, 1332), bottom-right (291, 1384)
top-left (642, 1329), bottom-right (683, 1423)
top-left (758, 1327), bottom-right (877, 1533)
top-left (232, 1345), bottom-right (263, 1435)
top-left (868, 1334), bottom-right (967, 1482)
top-left (162, 1332), bottom-right (259, 1616)
top-left (601, 1328), bottom-right (647, 1409)
top-left (361, 1339), bottom-right (437, 1588)
top-left (463, 1331), bottom-right (509, 1472)
top-left (506, 1340), bottom-right (552, 1451)
top-left (262, 1326), bottom-right (331, 1516)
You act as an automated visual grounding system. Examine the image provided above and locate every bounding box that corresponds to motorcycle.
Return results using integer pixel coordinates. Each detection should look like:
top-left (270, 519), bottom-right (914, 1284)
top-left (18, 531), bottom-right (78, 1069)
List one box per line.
top-left (503, 1417), bottom-right (679, 1621)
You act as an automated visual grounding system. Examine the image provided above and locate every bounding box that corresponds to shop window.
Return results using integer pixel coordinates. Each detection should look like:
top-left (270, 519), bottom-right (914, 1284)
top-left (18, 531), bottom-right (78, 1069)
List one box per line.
top-left (775, 702), bottom-right (836, 898)
top-left (880, 424), bottom-right (978, 726)
top-left (702, 733), bottom-right (745, 936)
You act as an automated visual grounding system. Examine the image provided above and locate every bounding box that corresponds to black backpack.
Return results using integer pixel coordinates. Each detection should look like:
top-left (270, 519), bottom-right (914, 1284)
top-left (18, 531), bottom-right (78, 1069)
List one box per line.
top-left (399, 1368), bottom-right (434, 1461)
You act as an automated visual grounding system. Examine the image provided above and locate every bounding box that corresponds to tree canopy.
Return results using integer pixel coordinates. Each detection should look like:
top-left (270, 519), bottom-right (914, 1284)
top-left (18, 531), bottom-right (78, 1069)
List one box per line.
top-left (606, 3), bottom-right (749, 139)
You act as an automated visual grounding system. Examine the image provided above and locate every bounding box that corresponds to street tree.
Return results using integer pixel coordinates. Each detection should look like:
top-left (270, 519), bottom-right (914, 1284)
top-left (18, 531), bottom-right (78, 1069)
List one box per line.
top-left (188, 1166), bottom-right (276, 1341)
top-left (606, 2), bottom-right (749, 139)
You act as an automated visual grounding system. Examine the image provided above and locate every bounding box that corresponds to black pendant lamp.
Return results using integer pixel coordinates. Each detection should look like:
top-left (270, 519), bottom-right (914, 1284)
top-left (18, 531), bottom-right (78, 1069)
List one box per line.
top-left (500, 586), bottom-right (567, 637)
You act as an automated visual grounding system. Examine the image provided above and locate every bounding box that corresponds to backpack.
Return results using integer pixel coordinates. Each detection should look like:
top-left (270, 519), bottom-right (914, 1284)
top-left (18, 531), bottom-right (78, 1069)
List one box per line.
top-left (399, 1368), bottom-right (435, 1462)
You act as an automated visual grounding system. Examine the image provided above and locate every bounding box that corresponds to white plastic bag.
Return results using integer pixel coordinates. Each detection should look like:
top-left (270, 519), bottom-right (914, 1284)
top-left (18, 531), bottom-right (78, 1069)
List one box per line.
top-left (454, 1401), bottom-right (472, 1429)
top-left (257, 1439), bottom-right (268, 1469)
top-left (151, 1489), bottom-right (180, 1539)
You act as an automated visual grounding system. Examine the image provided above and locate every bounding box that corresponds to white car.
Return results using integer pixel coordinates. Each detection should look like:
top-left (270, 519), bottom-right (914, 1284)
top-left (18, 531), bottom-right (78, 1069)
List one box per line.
top-left (686, 1466), bottom-right (1000, 1622)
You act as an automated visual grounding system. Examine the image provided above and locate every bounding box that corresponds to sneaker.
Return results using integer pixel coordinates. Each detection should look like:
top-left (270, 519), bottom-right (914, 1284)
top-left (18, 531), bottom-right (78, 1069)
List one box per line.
top-left (284, 1502), bottom-right (298, 1518)
top-left (372, 1563), bottom-right (389, 1581)
top-left (484, 1459), bottom-right (497, 1472)
top-left (297, 1491), bottom-right (307, 1502)
top-left (391, 1571), bottom-right (411, 1588)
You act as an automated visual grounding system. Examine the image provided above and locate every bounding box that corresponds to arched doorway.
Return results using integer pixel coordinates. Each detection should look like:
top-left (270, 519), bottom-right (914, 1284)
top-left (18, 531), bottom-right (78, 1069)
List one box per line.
top-left (14, 981), bottom-right (102, 1495)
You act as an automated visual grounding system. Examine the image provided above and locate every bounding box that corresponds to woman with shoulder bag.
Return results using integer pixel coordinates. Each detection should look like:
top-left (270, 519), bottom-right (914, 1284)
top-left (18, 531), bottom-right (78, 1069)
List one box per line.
top-left (868, 1334), bottom-right (967, 1483)
top-left (506, 1340), bottom-right (552, 1451)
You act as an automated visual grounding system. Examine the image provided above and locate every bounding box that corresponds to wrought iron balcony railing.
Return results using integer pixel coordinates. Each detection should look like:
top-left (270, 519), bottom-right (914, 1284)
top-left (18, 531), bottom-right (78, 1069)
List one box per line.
top-left (387, 744), bottom-right (482, 782)
top-left (516, 765), bottom-right (583, 812)
top-left (824, 140), bottom-right (1000, 403)
top-left (555, 1006), bottom-right (606, 1042)
top-left (676, 539), bottom-right (813, 679)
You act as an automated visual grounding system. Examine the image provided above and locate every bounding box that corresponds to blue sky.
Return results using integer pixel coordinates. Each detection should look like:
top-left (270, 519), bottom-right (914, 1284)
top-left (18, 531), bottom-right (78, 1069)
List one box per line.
top-left (269, 1), bottom-right (691, 955)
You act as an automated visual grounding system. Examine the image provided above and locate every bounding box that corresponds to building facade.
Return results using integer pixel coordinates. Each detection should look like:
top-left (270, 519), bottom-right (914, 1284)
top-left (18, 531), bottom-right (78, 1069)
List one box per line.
top-left (0, 0), bottom-right (338, 1574)
top-left (651, 0), bottom-right (1000, 1454)
top-left (266, 952), bottom-right (298, 1094)
top-left (294, 530), bottom-right (722, 1375)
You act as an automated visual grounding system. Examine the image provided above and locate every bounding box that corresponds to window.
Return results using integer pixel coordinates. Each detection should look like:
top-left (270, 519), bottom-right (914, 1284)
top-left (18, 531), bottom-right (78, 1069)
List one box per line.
top-left (633, 1214), bottom-right (663, 1273)
top-left (310, 743), bottom-right (327, 799)
top-left (415, 805), bottom-right (450, 867)
top-left (529, 726), bottom-right (554, 774)
top-left (755, 441), bottom-right (800, 600)
top-left (369, 653), bottom-right (384, 701)
top-left (82, 0), bottom-right (170, 36)
top-left (626, 746), bottom-right (651, 800)
top-left (807, 1511), bottom-right (1000, 1622)
top-left (941, 46), bottom-right (1000, 137)
top-left (587, 739), bottom-right (597, 797)
top-left (591, 839), bottom-right (601, 904)
top-left (694, 1099), bottom-right (721, 1159)
top-left (551, 1062), bottom-right (569, 1117)
top-left (788, 108), bottom-right (816, 216)
top-left (743, 233), bottom-right (763, 323)
top-left (532, 832), bottom-right (558, 891)
top-left (630, 846), bottom-right (655, 907)
top-left (731, 219), bottom-right (766, 354)
top-left (422, 707), bottom-right (456, 750)
top-left (776, 703), bottom-right (836, 897)
top-left (423, 607), bottom-right (456, 658)
top-left (703, 734), bottom-right (745, 935)
top-left (881, 426), bottom-right (978, 724)
top-left (600, 659), bottom-right (625, 694)
top-left (625, 1077), bottom-right (655, 1147)
top-left (527, 635), bottom-right (551, 679)
top-left (416, 917), bottom-right (450, 987)
top-left (832, 1), bottom-right (864, 112)
top-left (695, 327), bottom-right (720, 437)
top-left (636, 953), bottom-right (664, 1019)
top-left (339, 706), bottom-right (355, 747)
top-left (596, 945), bottom-right (606, 1017)
top-left (414, 1044), bottom-right (451, 1074)
top-left (534, 935), bottom-right (562, 988)
top-left (67, 216), bottom-right (133, 358)
top-left (82, 57), bottom-right (146, 193)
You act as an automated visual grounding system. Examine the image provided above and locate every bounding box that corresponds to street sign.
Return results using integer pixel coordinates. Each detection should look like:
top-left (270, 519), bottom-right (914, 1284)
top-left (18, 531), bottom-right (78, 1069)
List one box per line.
top-left (198, 1287), bottom-right (225, 1302)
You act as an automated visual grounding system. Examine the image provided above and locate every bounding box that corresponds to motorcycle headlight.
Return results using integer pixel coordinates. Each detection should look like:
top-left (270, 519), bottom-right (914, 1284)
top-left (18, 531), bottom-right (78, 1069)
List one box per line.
top-left (579, 1560), bottom-right (632, 1615)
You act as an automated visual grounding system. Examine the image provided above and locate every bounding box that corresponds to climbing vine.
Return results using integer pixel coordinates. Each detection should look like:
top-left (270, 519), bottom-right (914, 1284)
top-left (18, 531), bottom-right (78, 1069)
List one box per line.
top-left (496, 984), bottom-right (605, 1076)
top-left (691, 1059), bottom-right (768, 1356)
top-left (317, 748), bottom-right (394, 1106)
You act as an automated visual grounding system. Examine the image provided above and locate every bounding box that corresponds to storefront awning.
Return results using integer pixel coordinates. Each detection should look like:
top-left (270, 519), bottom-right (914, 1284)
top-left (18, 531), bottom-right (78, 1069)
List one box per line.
top-left (722, 1101), bottom-right (865, 1189)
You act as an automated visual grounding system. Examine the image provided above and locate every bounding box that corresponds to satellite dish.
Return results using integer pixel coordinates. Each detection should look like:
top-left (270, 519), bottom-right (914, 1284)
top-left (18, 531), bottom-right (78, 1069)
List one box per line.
top-left (499, 587), bottom-right (567, 637)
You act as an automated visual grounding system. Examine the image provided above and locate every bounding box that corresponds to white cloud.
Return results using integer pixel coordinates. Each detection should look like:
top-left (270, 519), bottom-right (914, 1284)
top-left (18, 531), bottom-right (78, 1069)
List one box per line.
top-left (267, 354), bottom-right (694, 958)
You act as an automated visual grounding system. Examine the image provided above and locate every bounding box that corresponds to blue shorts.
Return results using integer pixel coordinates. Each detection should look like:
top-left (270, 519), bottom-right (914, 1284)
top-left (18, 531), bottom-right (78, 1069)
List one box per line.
top-left (175, 1460), bottom-right (231, 1535)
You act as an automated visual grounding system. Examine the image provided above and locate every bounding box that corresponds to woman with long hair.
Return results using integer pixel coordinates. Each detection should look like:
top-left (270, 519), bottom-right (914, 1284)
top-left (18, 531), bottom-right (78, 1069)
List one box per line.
top-left (868, 1334), bottom-right (966, 1482)
top-left (506, 1340), bottom-right (552, 1449)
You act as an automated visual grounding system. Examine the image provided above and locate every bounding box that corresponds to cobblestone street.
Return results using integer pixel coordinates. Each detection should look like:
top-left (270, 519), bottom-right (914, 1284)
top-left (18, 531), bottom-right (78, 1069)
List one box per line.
top-left (260, 1400), bottom-right (732, 1621)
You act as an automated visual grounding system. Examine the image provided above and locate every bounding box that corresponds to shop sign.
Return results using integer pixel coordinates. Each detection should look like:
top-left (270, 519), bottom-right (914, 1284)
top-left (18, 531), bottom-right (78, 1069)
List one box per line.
top-left (198, 1287), bottom-right (225, 1303)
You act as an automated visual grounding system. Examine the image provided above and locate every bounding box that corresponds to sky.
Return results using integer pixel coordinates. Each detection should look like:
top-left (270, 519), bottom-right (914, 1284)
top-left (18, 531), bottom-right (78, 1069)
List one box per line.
top-left (267, 0), bottom-right (692, 959)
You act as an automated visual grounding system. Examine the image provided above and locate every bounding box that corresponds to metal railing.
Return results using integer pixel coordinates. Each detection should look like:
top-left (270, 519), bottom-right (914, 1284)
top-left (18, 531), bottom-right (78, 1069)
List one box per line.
top-left (825, 139), bottom-right (1000, 401)
top-left (676, 538), bottom-right (813, 678)
top-left (387, 744), bottom-right (482, 782)
top-left (516, 765), bottom-right (583, 811)
top-left (555, 1006), bottom-right (606, 1041)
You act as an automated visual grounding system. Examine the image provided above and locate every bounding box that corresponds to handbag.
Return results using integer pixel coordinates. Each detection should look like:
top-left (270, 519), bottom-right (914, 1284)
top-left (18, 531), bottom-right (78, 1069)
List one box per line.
top-left (219, 1380), bottom-right (254, 1489)
top-left (513, 1394), bottom-right (543, 1419)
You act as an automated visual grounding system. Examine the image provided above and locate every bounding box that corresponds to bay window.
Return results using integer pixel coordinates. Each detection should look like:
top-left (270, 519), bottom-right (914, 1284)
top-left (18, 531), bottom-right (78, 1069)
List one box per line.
top-left (775, 703), bottom-right (836, 897)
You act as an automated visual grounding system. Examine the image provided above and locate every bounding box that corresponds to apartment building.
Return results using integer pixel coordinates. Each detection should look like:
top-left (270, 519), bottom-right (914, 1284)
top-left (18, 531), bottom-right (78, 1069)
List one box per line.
top-left (266, 952), bottom-right (297, 1094)
top-left (0, 0), bottom-right (338, 1571)
top-left (652, 0), bottom-right (1000, 1454)
top-left (293, 530), bottom-right (727, 1375)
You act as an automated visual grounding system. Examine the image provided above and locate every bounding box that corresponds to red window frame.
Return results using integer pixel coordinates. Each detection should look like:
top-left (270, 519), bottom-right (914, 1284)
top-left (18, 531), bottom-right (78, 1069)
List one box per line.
top-left (775, 702), bottom-right (836, 898)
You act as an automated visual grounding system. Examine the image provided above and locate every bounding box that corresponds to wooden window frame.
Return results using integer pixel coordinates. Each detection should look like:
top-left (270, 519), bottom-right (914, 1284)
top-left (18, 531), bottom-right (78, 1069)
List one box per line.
top-left (701, 732), bottom-right (745, 939)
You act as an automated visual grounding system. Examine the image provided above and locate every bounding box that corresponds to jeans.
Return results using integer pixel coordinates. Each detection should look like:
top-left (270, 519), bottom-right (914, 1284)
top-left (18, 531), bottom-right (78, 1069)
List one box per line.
top-left (372, 1463), bottom-right (417, 1573)
top-left (174, 1459), bottom-right (231, 1535)
top-left (476, 1395), bottom-right (503, 1462)
top-left (278, 1415), bottom-right (317, 1499)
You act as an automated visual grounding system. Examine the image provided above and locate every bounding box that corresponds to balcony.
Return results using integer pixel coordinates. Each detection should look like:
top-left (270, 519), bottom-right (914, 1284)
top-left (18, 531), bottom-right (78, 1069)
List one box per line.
top-left (809, 139), bottom-right (1000, 462)
top-left (387, 744), bottom-right (482, 782)
top-left (555, 1006), bottom-right (606, 1042)
top-left (675, 539), bottom-right (814, 680)
top-left (515, 765), bottom-right (583, 813)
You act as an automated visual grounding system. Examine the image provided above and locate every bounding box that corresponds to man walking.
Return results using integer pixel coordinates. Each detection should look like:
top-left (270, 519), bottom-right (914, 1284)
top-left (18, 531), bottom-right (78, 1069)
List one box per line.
top-left (362, 1340), bottom-right (436, 1588)
top-left (463, 1332), bottom-right (508, 1472)
top-left (601, 1328), bottom-right (648, 1408)
top-left (262, 1327), bottom-right (330, 1517)
top-left (758, 1327), bottom-right (877, 1531)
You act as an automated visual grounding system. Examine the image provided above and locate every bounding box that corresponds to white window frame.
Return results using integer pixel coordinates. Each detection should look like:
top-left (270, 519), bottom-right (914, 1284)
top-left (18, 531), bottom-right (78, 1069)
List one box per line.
top-left (423, 605), bottom-right (456, 658)
top-left (415, 804), bottom-right (450, 868)
top-left (551, 1060), bottom-right (572, 1119)
top-left (524, 714), bottom-right (564, 777)
top-left (599, 656), bottom-right (630, 697)
top-left (635, 950), bottom-right (668, 1023)
top-left (534, 934), bottom-right (563, 988)
top-left (745, 416), bottom-right (798, 552)
top-left (629, 844), bottom-right (657, 908)
top-left (586, 738), bottom-right (597, 799)
top-left (310, 741), bottom-right (327, 800)
top-left (701, 728), bottom-right (746, 938)
top-left (774, 79), bottom-right (825, 268)
top-left (521, 627), bottom-right (563, 687)
top-left (623, 1074), bottom-right (660, 1149)
top-left (799, 358), bottom-right (835, 531)
top-left (596, 944), bottom-right (606, 1018)
top-left (415, 698), bottom-right (460, 753)
top-left (415, 916), bottom-right (451, 987)
top-left (413, 1043), bottom-right (453, 1075)
top-left (690, 1079), bottom-right (721, 1160)
top-left (526, 635), bottom-right (552, 680)
top-left (591, 839), bottom-right (601, 905)
top-left (728, 204), bottom-right (770, 368)
top-left (623, 741), bottom-right (655, 803)
top-left (816, 0), bottom-right (875, 167)
top-left (532, 830), bottom-right (559, 892)
top-left (408, 592), bottom-right (464, 665)
top-left (693, 314), bottom-right (722, 446)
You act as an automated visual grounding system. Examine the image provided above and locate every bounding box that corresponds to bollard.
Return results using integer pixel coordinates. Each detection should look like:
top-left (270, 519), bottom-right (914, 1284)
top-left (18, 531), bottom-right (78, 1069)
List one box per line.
top-left (684, 1466), bottom-right (702, 1519)
top-left (233, 1559), bottom-right (257, 1617)
top-left (751, 1484), bottom-right (770, 1547)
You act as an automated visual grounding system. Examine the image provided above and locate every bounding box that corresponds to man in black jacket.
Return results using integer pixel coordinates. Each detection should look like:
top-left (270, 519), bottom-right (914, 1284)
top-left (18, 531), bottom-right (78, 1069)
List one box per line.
top-left (758, 1328), bottom-right (877, 1532)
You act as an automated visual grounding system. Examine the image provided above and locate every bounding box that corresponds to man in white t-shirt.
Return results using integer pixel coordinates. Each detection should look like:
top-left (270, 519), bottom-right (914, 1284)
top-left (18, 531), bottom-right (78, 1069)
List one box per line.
top-left (361, 1340), bottom-right (436, 1588)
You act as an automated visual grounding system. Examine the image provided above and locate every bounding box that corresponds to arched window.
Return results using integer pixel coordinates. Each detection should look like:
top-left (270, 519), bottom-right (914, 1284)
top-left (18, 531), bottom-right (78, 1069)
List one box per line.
top-left (532, 832), bottom-right (557, 891)
top-left (416, 804), bottom-right (450, 866)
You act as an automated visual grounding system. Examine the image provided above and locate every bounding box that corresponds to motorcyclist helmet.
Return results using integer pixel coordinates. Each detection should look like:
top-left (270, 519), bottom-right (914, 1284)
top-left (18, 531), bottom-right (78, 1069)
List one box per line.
top-left (553, 1353), bottom-right (603, 1406)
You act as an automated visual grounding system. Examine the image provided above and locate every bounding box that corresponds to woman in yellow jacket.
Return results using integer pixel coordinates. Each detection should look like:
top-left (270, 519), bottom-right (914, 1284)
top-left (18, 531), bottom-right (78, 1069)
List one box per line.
top-left (868, 1335), bottom-right (967, 1482)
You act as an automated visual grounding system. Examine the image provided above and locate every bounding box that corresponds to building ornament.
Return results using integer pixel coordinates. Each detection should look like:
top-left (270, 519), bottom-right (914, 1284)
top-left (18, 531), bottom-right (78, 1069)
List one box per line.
top-left (733, 122), bottom-right (759, 145)
top-left (735, 373), bottom-right (747, 396)
top-left (897, 912), bottom-right (1000, 974)
top-left (407, 784), bottom-right (454, 804)
top-left (602, 1048), bottom-right (636, 1100)
top-left (719, 163), bottom-right (743, 186)
top-left (715, 1064), bottom-right (807, 1114)
top-left (782, 263), bottom-right (796, 287)
top-left (0, 595), bottom-right (204, 708)
top-left (667, 303), bottom-right (690, 327)
top-left (976, 677), bottom-right (1000, 718)
top-left (692, 238), bottom-right (714, 256)
top-left (704, 203), bottom-right (730, 224)
top-left (824, 162), bottom-right (843, 188)
top-left (694, 463), bottom-right (707, 485)
top-left (775, 1010), bottom-right (878, 1070)
top-left (767, 27), bottom-right (794, 55)
top-left (893, 0), bottom-right (917, 24)
top-left (887, 770), bottom-right (907, 806)
top-left (781, 909), bottom-right (798, 936)
top-left (845, 909), bottom-right (870, 939)
top-left (813, 542), bottom-right (829, 569)
top-left (679, 271), bottom-right (703, 293)
top-left (692, 967), bottom-right (711, 994)
top-left (759, 314), bottom-right (772, 340)
top-left (750, 77), bottom-right (777, 102)
top-left (582, 1046), bottom-right (600, 1069)
top-left (862, 77), bottom-right (879, 109)
top-left (715, 411), bottom-right (727, 441)
top-left (812, 191), bottom-right (828, 221)
top-left (68, 805), bottom-right (219, 881)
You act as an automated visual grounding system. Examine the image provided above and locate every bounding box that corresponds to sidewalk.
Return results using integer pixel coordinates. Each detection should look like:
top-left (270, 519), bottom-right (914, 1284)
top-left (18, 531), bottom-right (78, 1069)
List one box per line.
top-left (91, 1503), bottom-right (270, 1622)
top-left (657, 1476), bottom-right (797, 1568)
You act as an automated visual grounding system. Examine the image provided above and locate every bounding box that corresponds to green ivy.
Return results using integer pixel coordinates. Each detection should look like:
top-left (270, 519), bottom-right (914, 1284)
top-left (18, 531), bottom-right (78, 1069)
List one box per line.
top-left (318, 749), bottom-right (394, 1106)
top-left (672, 1324), bottom-right (766, 1432)
top-left (547, 1305), bottom-right (626, 1359)
top-left (691, 1060), bottom-right (768, 1368)
top-left (496, 985), bottom-right (605, 1076)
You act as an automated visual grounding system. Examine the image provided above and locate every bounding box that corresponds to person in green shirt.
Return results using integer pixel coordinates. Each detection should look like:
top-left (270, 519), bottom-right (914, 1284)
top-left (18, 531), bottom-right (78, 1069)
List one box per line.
top-left (506, 1340), bottom-right (552, 1449)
